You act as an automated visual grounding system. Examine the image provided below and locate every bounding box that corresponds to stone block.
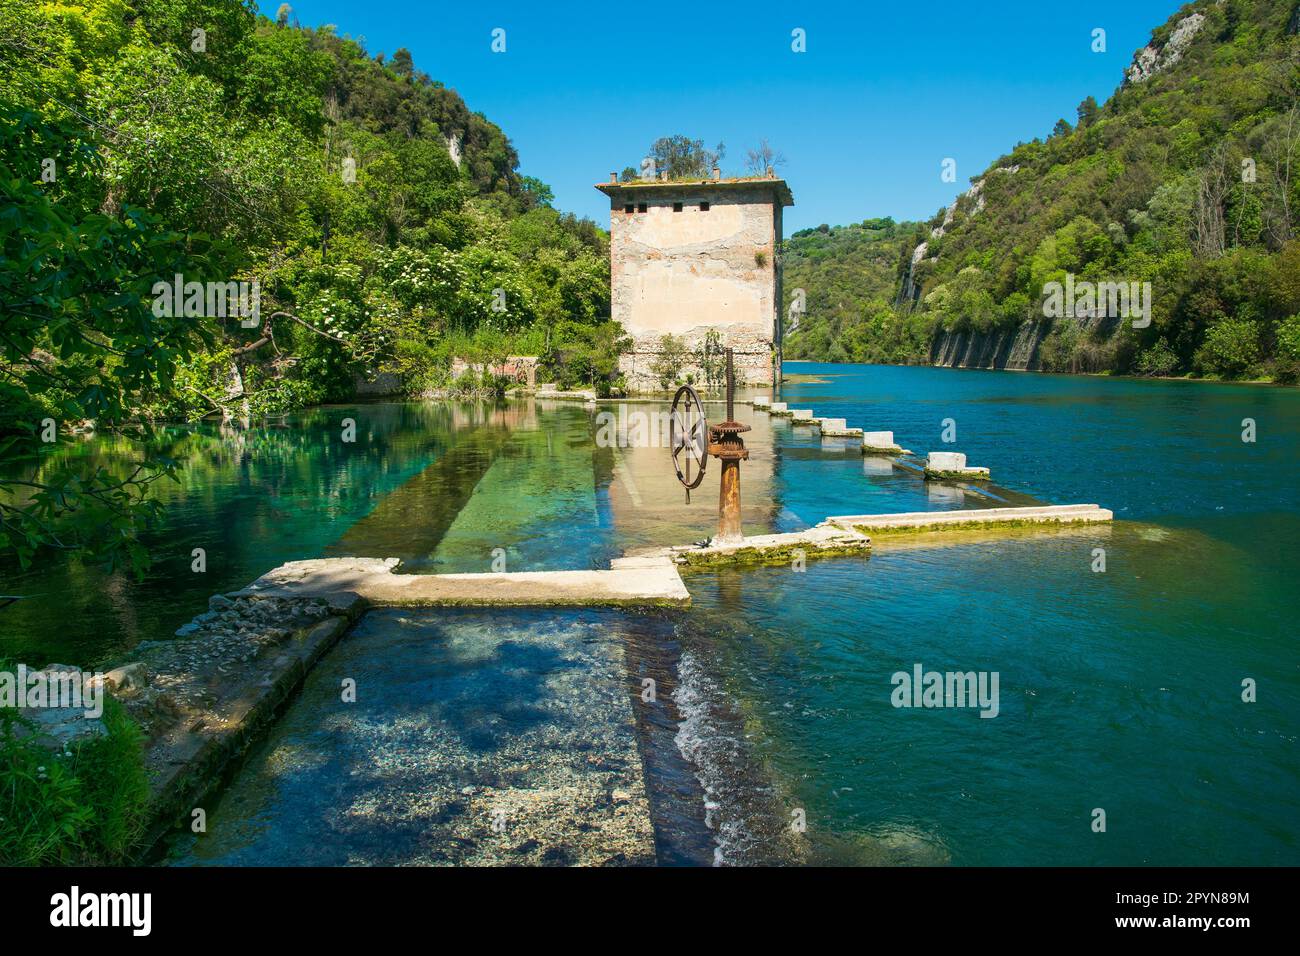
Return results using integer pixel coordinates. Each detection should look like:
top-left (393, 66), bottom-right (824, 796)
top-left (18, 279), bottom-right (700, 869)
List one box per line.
top-left (927, 451), bottom-right (967, 471)
top-left (862, 431), bottom-right (904, 454)
top-left (924, 451), bottom-right (990, 481)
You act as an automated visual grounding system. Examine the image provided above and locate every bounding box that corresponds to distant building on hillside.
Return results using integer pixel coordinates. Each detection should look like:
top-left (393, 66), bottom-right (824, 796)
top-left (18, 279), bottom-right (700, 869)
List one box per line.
top-left (595, 172), bottom-right (794, 392)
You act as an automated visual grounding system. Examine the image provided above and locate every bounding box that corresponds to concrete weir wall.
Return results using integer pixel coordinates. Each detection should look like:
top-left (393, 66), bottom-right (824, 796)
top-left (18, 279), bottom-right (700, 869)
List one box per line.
top-left (829, 504), bottom-right (1113, 534)
top-left (235, 557), bottom-right (691, 607)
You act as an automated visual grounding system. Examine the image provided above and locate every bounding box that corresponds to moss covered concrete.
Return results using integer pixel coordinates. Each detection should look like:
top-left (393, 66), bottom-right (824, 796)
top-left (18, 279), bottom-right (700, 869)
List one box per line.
top-left (622, 523), bottom-right (872, 571)
top-left (924, 468), bottom-right (991, 481)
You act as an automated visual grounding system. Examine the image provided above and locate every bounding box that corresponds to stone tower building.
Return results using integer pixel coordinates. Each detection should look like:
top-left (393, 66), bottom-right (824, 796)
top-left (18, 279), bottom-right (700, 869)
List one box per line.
top-left (595, 174), bottom-right (794, 392)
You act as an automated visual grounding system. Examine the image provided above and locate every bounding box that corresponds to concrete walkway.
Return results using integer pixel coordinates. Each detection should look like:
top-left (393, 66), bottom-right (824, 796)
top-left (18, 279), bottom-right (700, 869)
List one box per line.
top-left (828, 504), bottom-right (1112, 534)
top-left (233, 557), bottom-right (691, 607)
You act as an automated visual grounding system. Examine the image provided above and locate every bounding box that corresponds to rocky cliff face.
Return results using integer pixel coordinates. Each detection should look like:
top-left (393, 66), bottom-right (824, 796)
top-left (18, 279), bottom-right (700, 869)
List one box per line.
top-left (1125, 12), bottom-right (1207, 84)
top-left (917, 9), bottom-right (1216, 372)
top-left (930, 314), bottom-right (1122, 371)
top-left (929, 319), bottom-right (1051, 371)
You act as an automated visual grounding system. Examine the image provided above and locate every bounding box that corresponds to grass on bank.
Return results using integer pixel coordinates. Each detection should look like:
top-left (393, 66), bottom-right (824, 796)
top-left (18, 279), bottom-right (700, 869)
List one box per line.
top-left (0, 670), bottom-right (150, 865)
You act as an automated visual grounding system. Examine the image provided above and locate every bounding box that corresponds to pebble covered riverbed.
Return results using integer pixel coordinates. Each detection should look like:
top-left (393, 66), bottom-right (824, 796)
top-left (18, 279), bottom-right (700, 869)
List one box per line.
top-left (169, 608), bottom-right (657, 866)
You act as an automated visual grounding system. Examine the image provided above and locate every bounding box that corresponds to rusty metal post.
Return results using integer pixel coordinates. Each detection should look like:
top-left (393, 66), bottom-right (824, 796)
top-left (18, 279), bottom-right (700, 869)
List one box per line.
top-left (716, 457), bottom-right (742, 543)
top-left (708, 349), bottom-right (750, 545)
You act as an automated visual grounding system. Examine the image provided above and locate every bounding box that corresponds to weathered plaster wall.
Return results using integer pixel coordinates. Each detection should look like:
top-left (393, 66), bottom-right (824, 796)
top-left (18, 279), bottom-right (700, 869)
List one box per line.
top-left (607, 187), bottom-right (779, 390)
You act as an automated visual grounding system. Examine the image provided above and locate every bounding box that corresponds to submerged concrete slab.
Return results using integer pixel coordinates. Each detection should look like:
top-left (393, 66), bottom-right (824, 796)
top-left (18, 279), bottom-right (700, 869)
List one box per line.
top-left (827, 504), bottom-right (1113, 536)
top-left (624, 522), bottom-right (871, 569)
top-left (752, 396), bottom-right (771, 408)
top-left (767, 402), bottom-right (788, 414)
top-left (814, 417), bottom-right (847, 431)
top-left (821, 425), bottom-right (864, 438)
top-left (234, 557), bottom-right (690, 607)
top-left (789, 409), bottom-right (817, 423)
top-left (862, 454), bottom-right (896, 475)
top-left (173, 607), bottom-right (658, 867)
top-left (820, 435), bottom-right (855, 452)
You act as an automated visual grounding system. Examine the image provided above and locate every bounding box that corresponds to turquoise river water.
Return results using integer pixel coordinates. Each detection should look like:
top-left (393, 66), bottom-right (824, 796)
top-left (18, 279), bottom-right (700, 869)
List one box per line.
top-left (2, 363), bottom-right (1297, 865)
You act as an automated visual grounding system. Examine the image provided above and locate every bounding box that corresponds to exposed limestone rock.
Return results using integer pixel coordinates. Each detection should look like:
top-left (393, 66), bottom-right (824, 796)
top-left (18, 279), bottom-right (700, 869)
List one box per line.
top-left (102, 662), bottom-right (149, 697)
top-left (1126, 12), bottom-right (1206, 84)
top-left (900, 166), bottom-right (1019, 306)
top-left (931, 165), bottom-right (1019, 242)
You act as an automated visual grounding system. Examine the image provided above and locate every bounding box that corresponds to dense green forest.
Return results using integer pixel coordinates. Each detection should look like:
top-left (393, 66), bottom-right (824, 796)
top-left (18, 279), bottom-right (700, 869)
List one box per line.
top-left (0, 0), bottom-right (620, 569)
top-left (0, 2), bottom-right (617, 423)
top-left (782, 218), bottom-right (920, 364)
top-left (787, 0), bottom-right (1300, 381)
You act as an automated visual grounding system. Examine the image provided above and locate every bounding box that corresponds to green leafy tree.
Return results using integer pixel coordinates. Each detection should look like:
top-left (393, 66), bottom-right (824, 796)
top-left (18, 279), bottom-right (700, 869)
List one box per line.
top-left (0, 108), bottom-right (212, 572)
top-left (645, 135), bottom-right (725, 179)
top-left (1, 0), bottom-right (616, 570)
top-left (1196, 317), bottom-right (1261, 376)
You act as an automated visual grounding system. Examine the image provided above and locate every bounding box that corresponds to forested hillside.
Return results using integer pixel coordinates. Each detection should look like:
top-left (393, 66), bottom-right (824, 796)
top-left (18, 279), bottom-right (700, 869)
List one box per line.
top-left (0, 0), bottom-right (614, 434)
top-left (782, 218), bottom-right (920, 364)
top-left (793, 0), bottom-right (1300, 381)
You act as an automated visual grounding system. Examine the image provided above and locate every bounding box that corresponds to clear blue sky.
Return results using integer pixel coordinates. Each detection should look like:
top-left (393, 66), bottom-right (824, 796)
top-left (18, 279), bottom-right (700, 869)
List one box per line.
top-left (287, 0), bottom-right (1184, 232)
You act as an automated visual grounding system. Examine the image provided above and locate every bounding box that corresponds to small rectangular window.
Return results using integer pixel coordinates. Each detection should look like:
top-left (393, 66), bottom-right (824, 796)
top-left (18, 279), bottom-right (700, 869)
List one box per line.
top-left (673, 202), bottom-right (683, 212)
top-left (624, 204), bottom-right (634, 214)
top-left (637, 202), bottom-right (647, 213)
top-left (699, 202), bottom-right (710, 212)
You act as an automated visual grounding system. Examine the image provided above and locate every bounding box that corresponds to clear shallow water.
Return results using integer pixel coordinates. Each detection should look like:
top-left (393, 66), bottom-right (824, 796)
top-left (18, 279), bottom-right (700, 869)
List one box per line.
top-left (776, 363), bottom-right (1299, 521)
top-left (676, 520), bottom-right (1299, 865)
top-left (170, 608), bottom-right (688, 866)
top-left (6, 363), bottom-right (1298, 865)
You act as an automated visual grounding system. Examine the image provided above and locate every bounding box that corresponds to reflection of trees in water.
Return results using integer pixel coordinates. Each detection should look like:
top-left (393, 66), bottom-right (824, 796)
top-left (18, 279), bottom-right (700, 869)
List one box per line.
top-left (0, 400), bottom-right (517, 665)
top-left (7, 401), bottom-right (501, 510)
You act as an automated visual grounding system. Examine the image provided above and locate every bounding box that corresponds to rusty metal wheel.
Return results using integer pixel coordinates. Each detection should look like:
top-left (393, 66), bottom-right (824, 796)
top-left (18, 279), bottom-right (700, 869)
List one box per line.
top-left (669, 384), bottom-right (708, 502)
